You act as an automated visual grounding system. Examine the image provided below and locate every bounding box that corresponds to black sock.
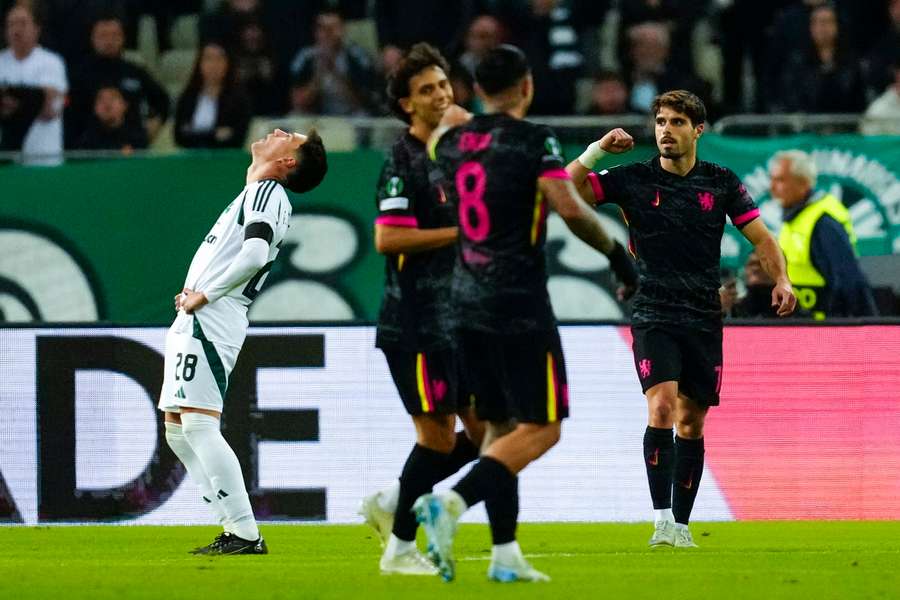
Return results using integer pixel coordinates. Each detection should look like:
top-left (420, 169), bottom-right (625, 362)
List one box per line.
top-left (485, 475), bottom-right (518, 545)
top-left (672, 436), bottom-right (705, 525)
top-left (392, 444), bottom-right (449, 541)
top-left (452, 456), bottom-right (514, 508)
top-left (438, 431), bottom-right (480, 480)
top-left (644, 426), bottom-right (675, 510)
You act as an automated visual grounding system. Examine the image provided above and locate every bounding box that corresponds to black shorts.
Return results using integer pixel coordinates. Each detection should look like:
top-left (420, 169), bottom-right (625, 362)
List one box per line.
top-left (458, 328), bottom-right (569, 424)
top-left (631, 324), bottom-right (723, 407)
top-left (383, 347), bottom-right (465, 416)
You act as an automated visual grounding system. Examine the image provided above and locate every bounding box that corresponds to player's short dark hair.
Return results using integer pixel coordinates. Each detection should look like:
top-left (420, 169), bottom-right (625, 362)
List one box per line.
top-left (475, 44), bottom-right (530, 96)
top-left (284, 129), bottom-right (327, 194)
top-left (386, 42), bottom-right (450, 123)
top-left (651, 89), bottom-right (707, 127)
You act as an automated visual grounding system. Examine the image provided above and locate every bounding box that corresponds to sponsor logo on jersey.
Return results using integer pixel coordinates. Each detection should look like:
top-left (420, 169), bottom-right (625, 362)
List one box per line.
top-left (379, 197), bottom-right (410, 211)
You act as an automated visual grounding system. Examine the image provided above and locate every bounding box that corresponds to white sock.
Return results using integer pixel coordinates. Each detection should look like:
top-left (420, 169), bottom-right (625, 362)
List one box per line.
top-left (378, 480), bottom-right (400, 513)
top-left (675, 522), bottom-right (689, 531)
top-left (181, 413), bottom-right (259, 541)
top-left (384, 534), bottom-right (415, 559)
top-left (491, 540), bottom-right (523, 564)
top-left (441, 489), bottom-right (468, 517)
top-left (655, 508), bottom-right (674, 524)
top-left (165, 422), bottom-right (230, 530)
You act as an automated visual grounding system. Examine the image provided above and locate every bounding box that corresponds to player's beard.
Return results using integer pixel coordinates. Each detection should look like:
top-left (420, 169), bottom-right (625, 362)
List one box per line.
top-left (659, 147), bottom-right (683, 159)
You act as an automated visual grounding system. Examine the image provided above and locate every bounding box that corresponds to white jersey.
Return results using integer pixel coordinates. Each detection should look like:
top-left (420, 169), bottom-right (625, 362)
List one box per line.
top-left (0, 47), bottom-right (67, 165)
top-left (185, 179), bottom-right (292, 348)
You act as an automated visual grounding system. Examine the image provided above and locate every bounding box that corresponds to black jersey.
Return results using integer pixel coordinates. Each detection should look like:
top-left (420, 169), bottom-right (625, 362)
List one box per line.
top-left (374, 132), bottom-right (455, 350)
top-left (590, 156), bottom-right (760, 330)
top-left (434, 113), bottom-right (569, 334)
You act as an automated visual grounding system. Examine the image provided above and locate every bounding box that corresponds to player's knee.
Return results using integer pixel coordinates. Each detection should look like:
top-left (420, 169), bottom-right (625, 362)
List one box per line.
top-left (648, 402), bottom-right (675, 425)
top-left (417, 420), bottom-right (457, 453)
top-left (675, 415), bottom-right (704, 439)
top-left (180, 412), bottom-right (221, 444)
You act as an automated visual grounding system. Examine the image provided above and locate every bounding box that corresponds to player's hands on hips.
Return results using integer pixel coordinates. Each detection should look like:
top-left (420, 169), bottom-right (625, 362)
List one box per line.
top-left (174, 288), bottom-right (193, 312)
top-left (598, 128), bottom-right (634, 154)
top-left (181, 291), bottom-right (209, 314)
top-left (771, 279), bottom-right (796, 317)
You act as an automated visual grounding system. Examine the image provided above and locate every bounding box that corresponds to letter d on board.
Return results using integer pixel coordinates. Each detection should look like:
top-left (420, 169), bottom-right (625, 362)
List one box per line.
top-left (36, 336), bottom-right (184, 521)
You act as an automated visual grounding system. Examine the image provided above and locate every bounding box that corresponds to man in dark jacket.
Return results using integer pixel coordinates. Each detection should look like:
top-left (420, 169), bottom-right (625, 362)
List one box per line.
top-left (66, 14), bottom-right (169, 147)
top-left (771, 149), bottom-right (877, 318)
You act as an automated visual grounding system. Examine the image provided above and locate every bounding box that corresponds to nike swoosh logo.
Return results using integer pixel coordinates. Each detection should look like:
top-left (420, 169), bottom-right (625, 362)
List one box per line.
top-left (652, 190), bottom-right (661, 207)
top-left (648, 449), bottom-right (659, 466)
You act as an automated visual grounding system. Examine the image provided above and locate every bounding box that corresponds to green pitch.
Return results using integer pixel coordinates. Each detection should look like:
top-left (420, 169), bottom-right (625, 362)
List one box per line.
top-left (1, 522), bottom-right (897, 599)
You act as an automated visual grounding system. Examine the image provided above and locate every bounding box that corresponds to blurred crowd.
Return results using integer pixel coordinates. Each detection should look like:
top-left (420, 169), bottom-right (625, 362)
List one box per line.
top-left (0, 0), bottom-right (898, 162)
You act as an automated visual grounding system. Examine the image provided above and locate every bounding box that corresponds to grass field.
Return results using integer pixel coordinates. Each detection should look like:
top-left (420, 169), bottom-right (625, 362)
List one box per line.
top-left (1, 522), bottom-right (897, 599)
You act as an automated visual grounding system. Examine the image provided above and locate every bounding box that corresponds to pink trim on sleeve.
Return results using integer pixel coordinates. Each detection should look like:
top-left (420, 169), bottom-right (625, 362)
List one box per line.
top-left (375, 215), bottom-right (419, 227)
top-left (539, 168), bottom-right (572, 180)
top-left (587, 171), bottom-right (605, 204)
top-left (731, 208), bottom-right (760, 227)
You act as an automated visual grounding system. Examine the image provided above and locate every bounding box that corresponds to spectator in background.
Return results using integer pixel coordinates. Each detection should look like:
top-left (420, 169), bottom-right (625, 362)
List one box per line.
top-left (288, 10), bottom-right (381, 116)
top-left (584, 70), bottom-right (632, 116)
top-left (174, 42), bottom-right (251, 148)
top-left (497, 0), bottom-right (584, 115)
top-left (199, 0), bottom-right (263, 51)
top-left (121, 0), bottom-right (202, 54)
top-left (448, 61), bottom-right (482, 114)
top-left (618, 0), bottom-right (696, 74)
top-left (67, 14), bottom-right (169, 147)
top-left (771, 150), bottom-right (877, 319)
top-left (0, 3), bottom-right (67, 165)
top-left (861, 57), bottom-right (900, 135)
top-left (624, 22), bottom-right (714, 117)
top-left (232, 17), bottom-right (281, 115)
top-left (75, 84), bottom-right (147, 152)
top-left (375, 0), bottom-right (478, 74)
top-left (721, 253), bottom-right (781, 318)
top-left (716, 0), bottom-right (785, 113)
top-left (863, 0), bottom-right (900, 101)
top-left (775, 3), bottom-right (866, 114)
top-left (457, 14), bottom-right (503, 77)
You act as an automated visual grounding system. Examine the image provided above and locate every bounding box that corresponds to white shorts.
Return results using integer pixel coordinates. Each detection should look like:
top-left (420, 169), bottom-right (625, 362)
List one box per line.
top-left (158, 312), bottom-right (241, 413)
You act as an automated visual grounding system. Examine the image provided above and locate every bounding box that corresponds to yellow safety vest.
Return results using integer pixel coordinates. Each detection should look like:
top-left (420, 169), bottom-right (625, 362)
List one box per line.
top-left (778, 194), bottom-right (857, 320)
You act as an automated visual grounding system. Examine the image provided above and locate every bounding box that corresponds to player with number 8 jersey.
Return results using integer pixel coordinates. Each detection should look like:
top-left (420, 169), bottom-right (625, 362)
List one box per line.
top-left (157, 128), bottom-right (327, 556)
top-left (414, 45), bottom-right (638, 583)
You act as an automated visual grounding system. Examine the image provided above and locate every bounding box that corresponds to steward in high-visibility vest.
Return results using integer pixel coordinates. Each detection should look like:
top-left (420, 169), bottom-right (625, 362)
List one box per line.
top-left (778, 192), bottom-right (866, 319)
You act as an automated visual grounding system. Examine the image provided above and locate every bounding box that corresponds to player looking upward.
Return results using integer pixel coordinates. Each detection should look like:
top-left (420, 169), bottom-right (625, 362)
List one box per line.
top-left (159, 128), bottom-right (327, 555)
top-left (567, 90), bottom-right (796, 547)
top-left (414, 45), bottom-right (638, 582)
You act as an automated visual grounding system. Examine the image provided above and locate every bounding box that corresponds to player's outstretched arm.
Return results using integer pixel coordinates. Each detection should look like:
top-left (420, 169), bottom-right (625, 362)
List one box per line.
top-left (374, 225), bottom-right (458, 255)
top-left (540, 177), bottom-right (638, 293)
top-left (565, 128), bottom-right (634, 204)
top-left (740, 218), bottom-right (797, 317)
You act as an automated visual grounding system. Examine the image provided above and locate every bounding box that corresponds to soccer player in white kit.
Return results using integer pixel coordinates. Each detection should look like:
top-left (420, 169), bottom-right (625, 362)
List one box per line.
top-left (159, 128), bottom-right (327, 555)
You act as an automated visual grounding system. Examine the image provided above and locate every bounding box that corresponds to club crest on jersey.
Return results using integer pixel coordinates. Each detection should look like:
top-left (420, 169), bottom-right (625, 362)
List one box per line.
top-left (544, 136), bottom-right (562, 157)
top-left (698, 191), bottom-right (715, 212)
top-left (385, 176), bottom-right (404, 197)
top-left (639, 359), bottom-right (652, 379)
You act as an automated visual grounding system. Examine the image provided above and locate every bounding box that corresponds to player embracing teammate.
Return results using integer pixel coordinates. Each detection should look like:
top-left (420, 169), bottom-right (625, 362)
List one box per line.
top-left (412, 45), bottom-right (638, 582)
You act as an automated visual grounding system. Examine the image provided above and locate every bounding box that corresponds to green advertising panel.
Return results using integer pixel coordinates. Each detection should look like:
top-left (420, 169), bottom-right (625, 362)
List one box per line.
top-left (698, 134), bottom-right (900, 268)
top-left (1, 134), bottom-right (898, 324)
